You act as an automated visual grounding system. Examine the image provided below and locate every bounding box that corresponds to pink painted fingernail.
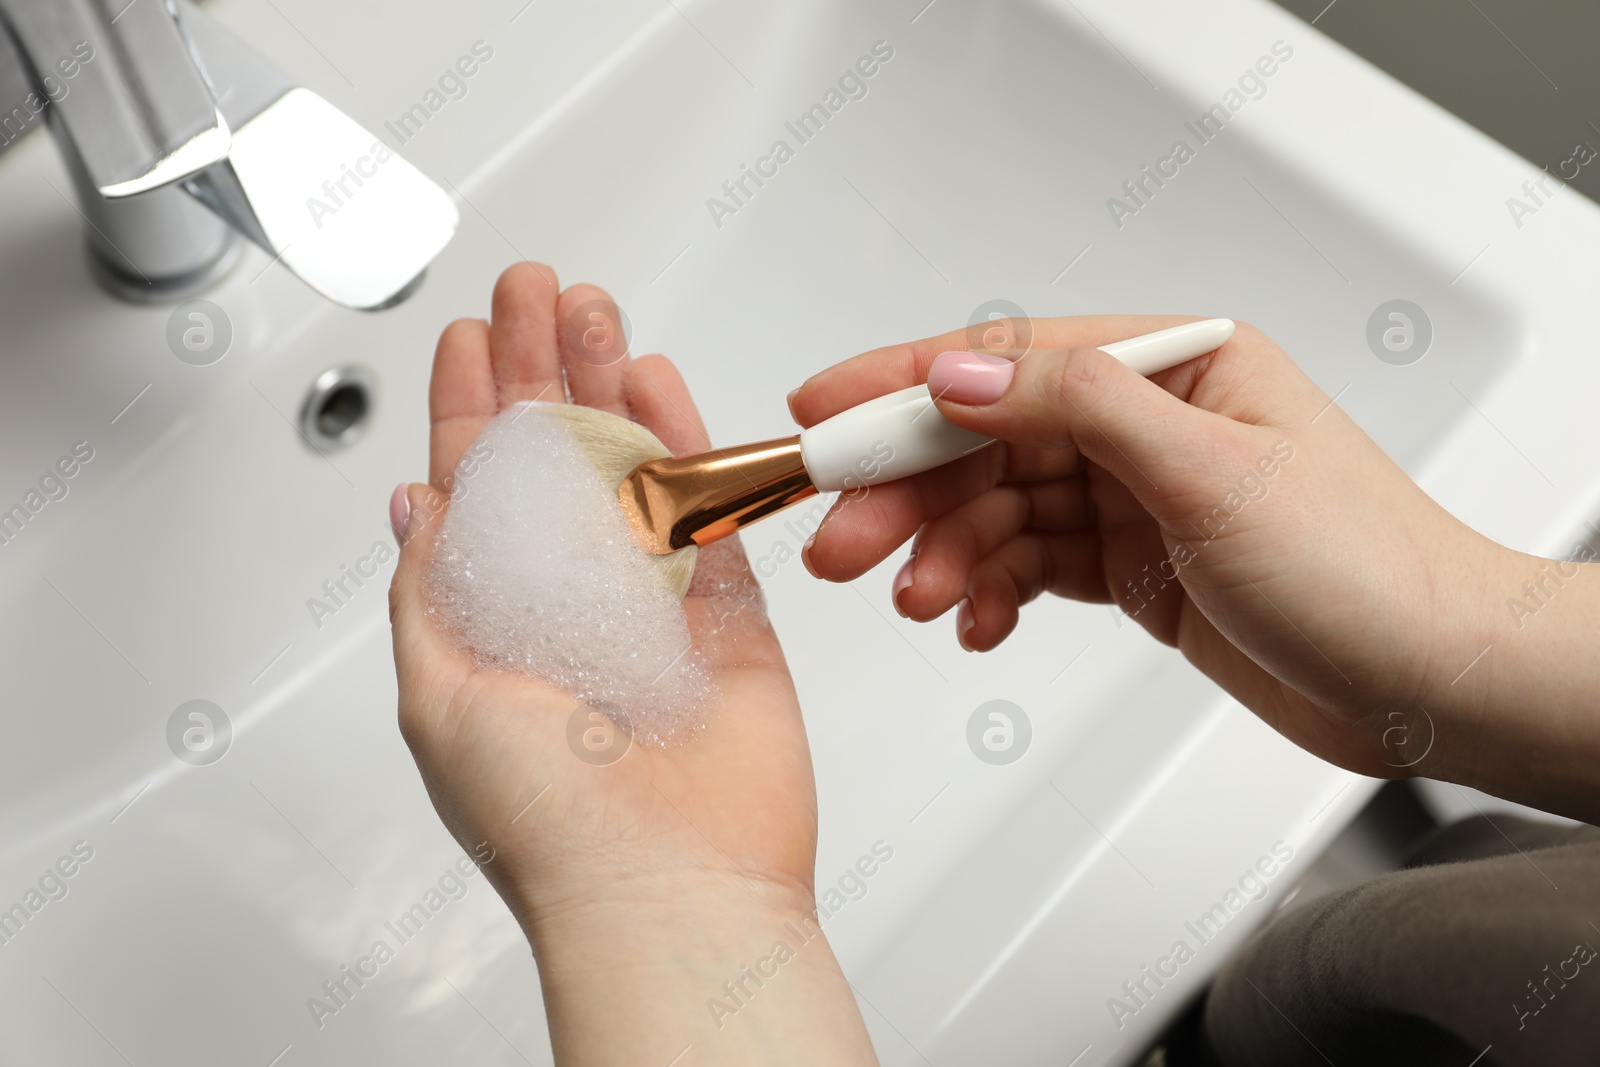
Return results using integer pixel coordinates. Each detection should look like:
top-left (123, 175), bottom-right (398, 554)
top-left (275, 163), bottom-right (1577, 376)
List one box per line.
top-left (927, 351), bottom-right (1014, 405)
top-left (801, 534), bottom-right (818, 578)
top-left (956, 598), bottom-right (976, 650)
top-left (891, 557), bottom-right (915, 617)
top-left (390, 483), bottom-right (411, 545)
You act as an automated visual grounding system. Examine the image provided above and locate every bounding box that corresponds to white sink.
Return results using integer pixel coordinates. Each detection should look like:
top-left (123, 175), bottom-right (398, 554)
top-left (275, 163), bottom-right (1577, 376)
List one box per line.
top-left (4, 1), bottom-right (1600, 1064)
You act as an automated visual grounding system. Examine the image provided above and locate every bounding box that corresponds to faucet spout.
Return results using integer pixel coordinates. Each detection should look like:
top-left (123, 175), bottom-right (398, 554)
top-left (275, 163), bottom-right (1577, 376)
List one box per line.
top-left (187, 85), bottom-right (459, 310)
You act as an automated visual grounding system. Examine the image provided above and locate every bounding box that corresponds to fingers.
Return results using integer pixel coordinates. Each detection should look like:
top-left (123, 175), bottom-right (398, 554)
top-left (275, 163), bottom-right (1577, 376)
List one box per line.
top-left (959, 532), bottom-right (1111, 651)
top-left (788, 314), bottom-right (1198, 428)
top-left (893, 480), bottom-right (1093, 620)
top-left (489, 262), bottom-right (565, 406)
top-left (805, 428), bottom-right (1105, 583)
top-left (924, 322), bottom-right (1335, 494)
top-left (433, 265), bottom-right (625, 493)
top-left (623, 354), bottom-right (713, 456)
top-left (901, 507), bottom-right (1175, 652)
top-left (557, 283), bottom-right (631, 415)
top-left (930, 343), bottom-right (1232, 497)
top-left (789, 336), bottom-right (924, 428)
top-left (803, 447), bottom-right (1002, 582)
top-left (428, 318), bottom-right (496, 490)
top-left (894, 488), bottom-right (1032, 622)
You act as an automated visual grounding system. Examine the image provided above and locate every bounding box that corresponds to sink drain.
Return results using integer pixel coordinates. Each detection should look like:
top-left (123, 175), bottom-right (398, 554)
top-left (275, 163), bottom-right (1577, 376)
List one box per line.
top-left (299, 366), bottom-right (375, 451)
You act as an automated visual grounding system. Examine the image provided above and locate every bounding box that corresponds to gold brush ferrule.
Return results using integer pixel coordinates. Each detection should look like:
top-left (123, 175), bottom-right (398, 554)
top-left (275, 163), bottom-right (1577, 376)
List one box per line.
top-left (619, 435), bottom-right (818, 554)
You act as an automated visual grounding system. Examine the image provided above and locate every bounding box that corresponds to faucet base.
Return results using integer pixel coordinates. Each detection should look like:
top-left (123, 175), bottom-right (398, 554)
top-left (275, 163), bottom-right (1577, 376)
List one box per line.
top-left (56, 132), bottom-right (245, 305)
top-left (84, 230), bottom-right (243, 304)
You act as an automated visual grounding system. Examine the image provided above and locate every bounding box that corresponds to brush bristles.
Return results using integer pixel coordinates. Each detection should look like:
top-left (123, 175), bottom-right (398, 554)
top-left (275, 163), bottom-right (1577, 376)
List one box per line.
top-left (541, 404), bottom-right (698, 598)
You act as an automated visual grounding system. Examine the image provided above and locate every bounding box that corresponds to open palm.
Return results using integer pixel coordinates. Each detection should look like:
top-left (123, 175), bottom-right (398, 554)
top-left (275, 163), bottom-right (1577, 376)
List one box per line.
top-left (389, 262), bottom-right (819, 929)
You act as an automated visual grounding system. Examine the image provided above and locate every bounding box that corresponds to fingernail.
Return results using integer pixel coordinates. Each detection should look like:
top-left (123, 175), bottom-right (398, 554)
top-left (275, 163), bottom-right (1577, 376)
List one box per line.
top-left (927, 351), bottom-right (1014, 405)
top-left (390, 483), bottom-right (411, 545)
top-left (801, 534), bottom-right (818, 578)
top-left (891, 557), bottom-right (915, 617)
top-left (956, 598), bottom-right (976, 650)
top-left (786, 387), bottom-right (800, 410)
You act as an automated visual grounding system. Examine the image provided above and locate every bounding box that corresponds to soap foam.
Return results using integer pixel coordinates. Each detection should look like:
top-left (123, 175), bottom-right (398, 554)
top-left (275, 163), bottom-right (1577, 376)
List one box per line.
top-left (427, 402), bottom-right (712, 746)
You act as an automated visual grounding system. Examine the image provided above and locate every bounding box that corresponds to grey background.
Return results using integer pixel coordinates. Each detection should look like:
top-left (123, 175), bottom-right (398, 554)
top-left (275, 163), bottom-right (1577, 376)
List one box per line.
top-left (1268, 0), bottom-right (1600, 205)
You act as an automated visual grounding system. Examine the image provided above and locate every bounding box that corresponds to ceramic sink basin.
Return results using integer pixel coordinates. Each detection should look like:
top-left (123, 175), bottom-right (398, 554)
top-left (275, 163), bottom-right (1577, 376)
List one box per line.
top-left (4, 0), bottom-right (1600, 1064)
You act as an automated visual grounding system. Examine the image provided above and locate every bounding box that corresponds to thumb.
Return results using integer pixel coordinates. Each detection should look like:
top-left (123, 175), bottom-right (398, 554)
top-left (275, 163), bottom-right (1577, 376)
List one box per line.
top-left (388, 481), bottom-right (450, 633)
top-left (387, 480), bottom-right (475, 736)
top-left (927, 345), bottom-right (1223, 490)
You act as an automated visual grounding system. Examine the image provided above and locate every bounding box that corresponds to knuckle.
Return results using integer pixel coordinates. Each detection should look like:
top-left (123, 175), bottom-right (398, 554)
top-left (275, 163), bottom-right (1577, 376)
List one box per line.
top-left (1033, 348), bottom-right (1112, 440)
top-left (1052, 346), bottom-right (1110, 398)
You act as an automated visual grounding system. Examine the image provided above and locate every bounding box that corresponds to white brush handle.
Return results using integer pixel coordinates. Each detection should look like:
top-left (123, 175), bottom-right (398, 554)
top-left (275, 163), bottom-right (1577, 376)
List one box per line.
top-left (800, 318), bottom-right (1236, 492)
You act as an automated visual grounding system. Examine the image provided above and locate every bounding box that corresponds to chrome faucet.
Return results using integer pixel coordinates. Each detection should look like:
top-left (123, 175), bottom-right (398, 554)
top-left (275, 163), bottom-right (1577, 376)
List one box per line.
top-left (0, 0), bottom-right (458, 308)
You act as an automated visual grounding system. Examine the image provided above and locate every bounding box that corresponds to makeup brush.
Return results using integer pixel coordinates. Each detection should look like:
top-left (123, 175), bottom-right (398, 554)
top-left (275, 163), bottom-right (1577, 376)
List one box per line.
top-left (539, 403), bottom-right (702, 596)
top-left (559, 319), bottom-right (1235, 597)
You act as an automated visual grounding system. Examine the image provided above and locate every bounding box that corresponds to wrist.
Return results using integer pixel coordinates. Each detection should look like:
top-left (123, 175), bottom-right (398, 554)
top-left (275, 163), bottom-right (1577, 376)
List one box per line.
top-left (489, 829), bottom-right (819, 936)
top-left (1407, 531), bottom-right (1517, 785)
top-left (1413, 534), bottom-right (1600, 819)
top-left (516, 870), bottom-right (877, 1066)
top-left (515, 866), bottom-right (818, 958)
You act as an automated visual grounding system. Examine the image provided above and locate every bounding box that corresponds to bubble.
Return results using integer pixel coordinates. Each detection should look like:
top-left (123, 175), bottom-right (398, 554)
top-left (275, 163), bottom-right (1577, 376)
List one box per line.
top-left (427, 403), bottom-right (713, 745)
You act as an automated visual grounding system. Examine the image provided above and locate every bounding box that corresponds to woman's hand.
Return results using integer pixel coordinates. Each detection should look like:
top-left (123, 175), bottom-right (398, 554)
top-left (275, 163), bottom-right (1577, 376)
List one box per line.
top-left (790, 317), bottom-right (1514, 785)
top-left (389, 263), bottom-right (875, 1065)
